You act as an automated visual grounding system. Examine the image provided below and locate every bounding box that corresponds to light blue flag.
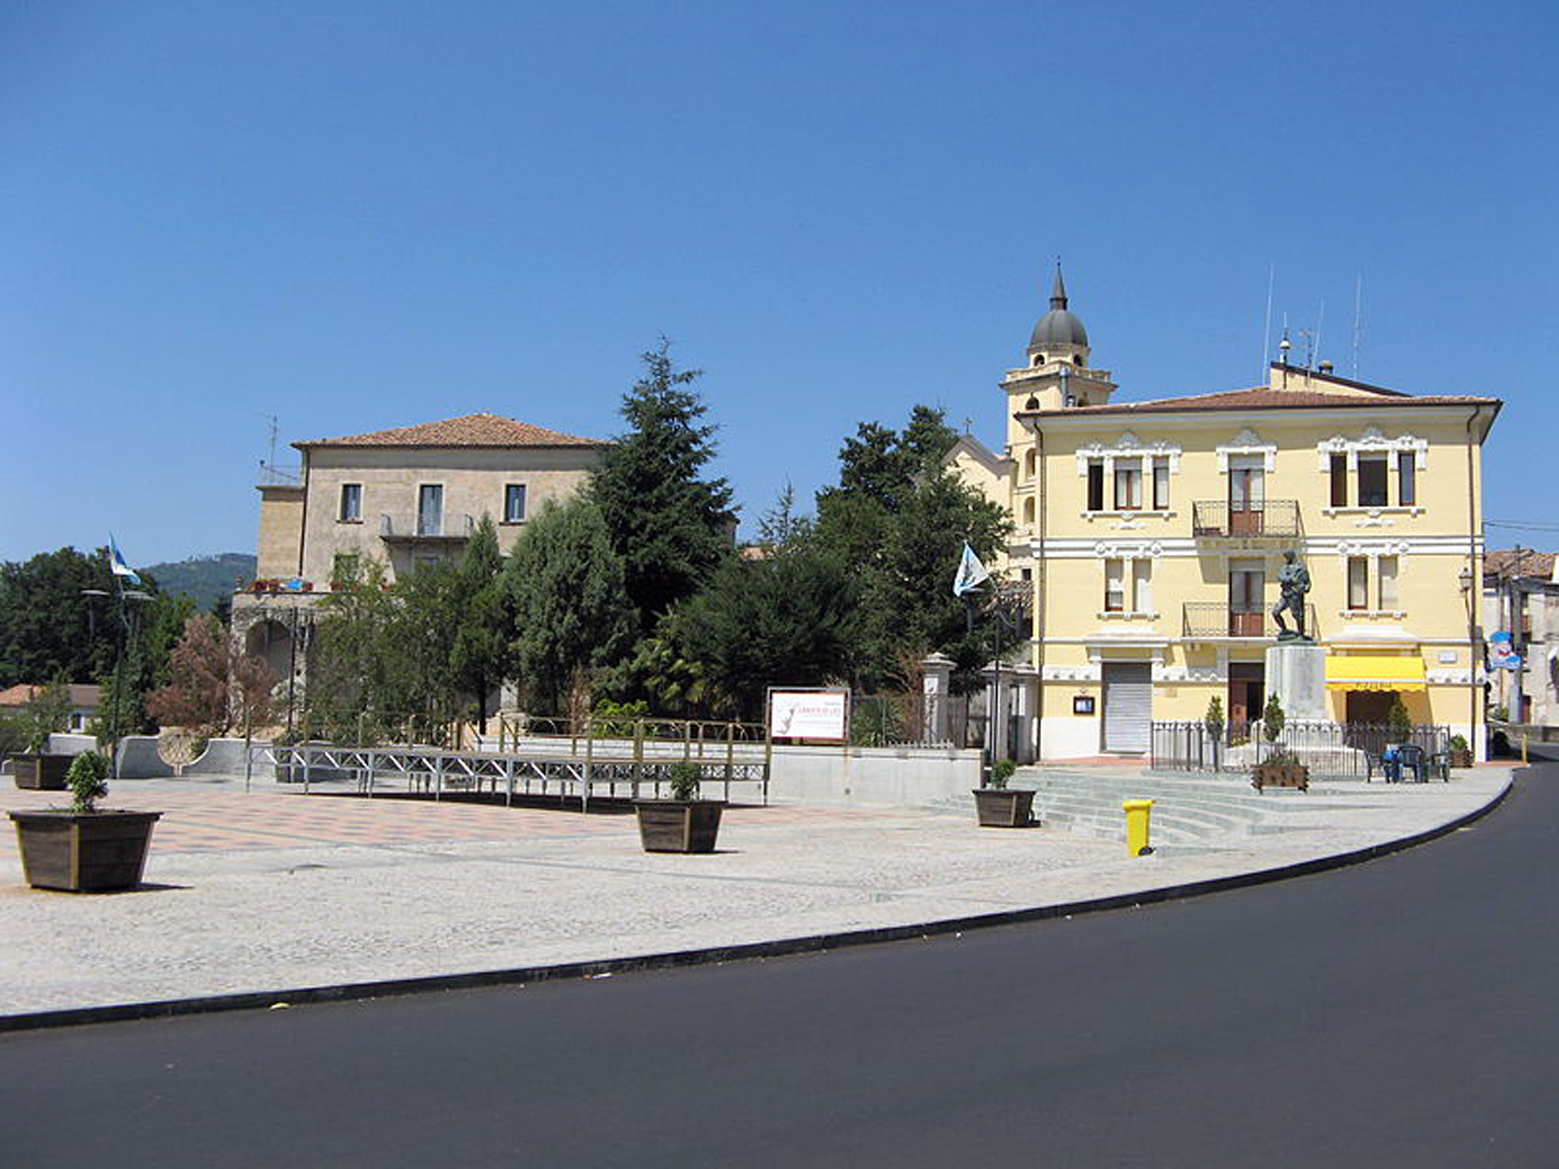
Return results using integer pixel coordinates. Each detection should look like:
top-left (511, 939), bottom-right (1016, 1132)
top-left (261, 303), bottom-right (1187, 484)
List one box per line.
top-left (108, 534), bottom-right (142, 585)
top-left (952, 542), bottom-right (990, 598)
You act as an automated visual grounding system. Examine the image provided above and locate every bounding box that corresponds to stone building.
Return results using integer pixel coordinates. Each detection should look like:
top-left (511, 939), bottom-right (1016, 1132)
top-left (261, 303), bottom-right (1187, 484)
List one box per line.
top-left (1482, 548), bottom-right (1559, 727)
top-left (231, 412), bottom-right (605, 701)
top-left (947, 268), bottom-right (1500, 760)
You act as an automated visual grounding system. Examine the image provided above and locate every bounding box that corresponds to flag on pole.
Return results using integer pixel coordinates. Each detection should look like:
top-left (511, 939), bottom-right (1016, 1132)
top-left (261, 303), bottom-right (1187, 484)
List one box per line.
top-left (952, 542), bottom-right (990, 597)
top-left (108, 534), bottom-right (142, 585)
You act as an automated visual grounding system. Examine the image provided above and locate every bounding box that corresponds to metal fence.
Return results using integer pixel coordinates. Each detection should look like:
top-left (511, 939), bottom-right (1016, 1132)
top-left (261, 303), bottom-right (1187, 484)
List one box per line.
top-left (850, 693), bottom-right (986, 749)
top-left (1151, 719), bottom-right (1450, 779)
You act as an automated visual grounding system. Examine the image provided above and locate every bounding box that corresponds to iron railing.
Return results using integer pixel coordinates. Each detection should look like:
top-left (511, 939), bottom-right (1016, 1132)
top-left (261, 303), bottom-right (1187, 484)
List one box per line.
top-left (1183, 602), bottom-right (1319, 640)
top-left (1191, 500), bottom-right (1302, 538)
top-left (1151, 719), bottom-right (1449, 779)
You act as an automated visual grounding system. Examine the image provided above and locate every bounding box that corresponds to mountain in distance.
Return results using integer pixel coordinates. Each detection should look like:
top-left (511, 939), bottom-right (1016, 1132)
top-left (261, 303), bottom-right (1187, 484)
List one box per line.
top-left (141, 552), bottom-right (256, 611)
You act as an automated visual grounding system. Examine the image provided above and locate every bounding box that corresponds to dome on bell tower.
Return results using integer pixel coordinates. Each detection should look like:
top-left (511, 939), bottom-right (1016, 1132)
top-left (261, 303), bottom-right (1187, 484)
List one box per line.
top-left (1028, 265), bottom-right (1089, 353)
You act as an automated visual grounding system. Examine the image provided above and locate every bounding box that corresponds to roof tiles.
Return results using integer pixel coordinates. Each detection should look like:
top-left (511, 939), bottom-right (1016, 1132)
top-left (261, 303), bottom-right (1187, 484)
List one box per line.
top-left (297, 413), bottom-right (604, 449)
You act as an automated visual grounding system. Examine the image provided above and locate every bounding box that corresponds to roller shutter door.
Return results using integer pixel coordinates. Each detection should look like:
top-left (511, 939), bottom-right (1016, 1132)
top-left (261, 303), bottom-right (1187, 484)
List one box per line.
top-left (1102, 662), bottom-right (1152, 754)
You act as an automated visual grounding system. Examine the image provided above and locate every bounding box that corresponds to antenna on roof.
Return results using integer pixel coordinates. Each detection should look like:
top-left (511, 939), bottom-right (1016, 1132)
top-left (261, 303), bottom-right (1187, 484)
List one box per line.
top-left (1261, 262), bottom-right (1275, 381)
top-left (1313, 299), bottom-right (1324, 370)
top-left (1278, 319), bottom-right (1292, 368)
top-left (1351, 275), bottom-right (1363, 380)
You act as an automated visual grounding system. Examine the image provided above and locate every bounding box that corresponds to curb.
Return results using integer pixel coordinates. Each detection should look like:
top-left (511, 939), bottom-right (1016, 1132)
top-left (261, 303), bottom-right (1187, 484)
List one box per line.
top-left (0, 772), bottom-right (1516, 1035)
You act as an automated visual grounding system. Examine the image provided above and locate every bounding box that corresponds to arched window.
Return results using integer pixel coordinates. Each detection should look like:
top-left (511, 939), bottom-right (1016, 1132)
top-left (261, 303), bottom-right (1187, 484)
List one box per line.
top-left (1032, 353), bottom-right (1044, 367)
top-left (1023, 497), bottom-right (1036, 525)
top-left (1073, 355), bottom-right (1083, 366)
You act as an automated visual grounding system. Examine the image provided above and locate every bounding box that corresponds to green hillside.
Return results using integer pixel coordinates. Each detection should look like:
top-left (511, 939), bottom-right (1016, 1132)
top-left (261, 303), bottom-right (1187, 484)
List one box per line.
top-left (141, 553), bottom-right (256, 611)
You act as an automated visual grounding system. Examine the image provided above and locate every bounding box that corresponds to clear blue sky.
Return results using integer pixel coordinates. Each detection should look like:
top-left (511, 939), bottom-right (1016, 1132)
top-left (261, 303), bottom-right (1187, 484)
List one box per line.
top-left (3, 0), bottom-right (1554, 566)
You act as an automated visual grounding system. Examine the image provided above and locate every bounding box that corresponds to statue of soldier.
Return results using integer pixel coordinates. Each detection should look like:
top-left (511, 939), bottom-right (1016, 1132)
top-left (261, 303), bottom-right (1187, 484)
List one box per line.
top-left (1272, 548), bottom-right (1312, 641)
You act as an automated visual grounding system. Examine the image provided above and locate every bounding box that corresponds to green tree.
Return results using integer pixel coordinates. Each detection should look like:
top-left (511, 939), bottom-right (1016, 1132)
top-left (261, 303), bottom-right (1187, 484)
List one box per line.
top-left (0, 546), bottom-right (129, 687)
top-left (22, 677), bottom-right (73, 752)
top-left (94, 590), bottom-right (196, 739)
top-left (588, 340), bottom-right (736, 629)
top-left (502, 498), bottom-right (635, 715)
top-left (671, 541), bottom-right (860, 722)
top-left (450, 515), bottom-right (507, 733)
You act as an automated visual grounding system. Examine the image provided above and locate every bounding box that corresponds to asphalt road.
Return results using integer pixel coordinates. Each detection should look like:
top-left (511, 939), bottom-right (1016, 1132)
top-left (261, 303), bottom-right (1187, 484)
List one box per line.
top-left (4, 763), bottom-right (1555, 1168)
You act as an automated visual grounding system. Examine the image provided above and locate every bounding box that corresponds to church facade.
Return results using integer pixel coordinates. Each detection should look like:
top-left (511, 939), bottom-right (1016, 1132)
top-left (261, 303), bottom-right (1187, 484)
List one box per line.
top-left (947, 270), bottom-right (1500, 760)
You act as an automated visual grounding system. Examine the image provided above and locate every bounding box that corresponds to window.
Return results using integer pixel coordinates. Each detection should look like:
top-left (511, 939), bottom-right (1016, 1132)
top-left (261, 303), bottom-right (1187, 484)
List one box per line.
top-left (1024, 449), bottom-right (1037, 479)
top-left (1132, 559), bottom-right (1153, 613)
top-left (1086, 460), bottom-right (1105, 511)
top-left (1022, 497), bottom-right (1035, 525)
top-left (417, 484), bottom-right (443, 536)
top-left (331, 551), bottom-right (361, 585)
top-left (339, 483), bottom-right (362, 523)
top-left (1358, 456), bottom-right (1388, 508)
top-left (1397, 452), bottom-right (1416, 506)
top-left (504, 484), bottom-right (527, 524)
top-left (1330, 454), bottom-right (1348, 507)
top-left (1104, 559), bottom-right (1125, 612)
top-left (1152, 457), bottom-right (1170, 510)
top-left (1114, 461), bottom-right (1142, 510)
top-left (1378, 556), bottom-right (1399, 609)
top-left (1347, 557), bottom-right (1370, 610)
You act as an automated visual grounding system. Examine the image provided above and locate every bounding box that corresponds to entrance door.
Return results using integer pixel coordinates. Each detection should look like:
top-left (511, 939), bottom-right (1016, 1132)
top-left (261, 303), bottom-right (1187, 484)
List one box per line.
top-left (1102, 662), bottom-right (1152, 754)
top-left (1227, 662), bottom-right (1265, 733)
top-left (1229, 461), bottom-right (1265, 535)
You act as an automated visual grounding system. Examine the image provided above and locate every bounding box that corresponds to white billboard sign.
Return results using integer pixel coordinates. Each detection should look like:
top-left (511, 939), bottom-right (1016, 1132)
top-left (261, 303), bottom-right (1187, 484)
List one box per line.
top-left (768, 688), bottom-right (849, 742)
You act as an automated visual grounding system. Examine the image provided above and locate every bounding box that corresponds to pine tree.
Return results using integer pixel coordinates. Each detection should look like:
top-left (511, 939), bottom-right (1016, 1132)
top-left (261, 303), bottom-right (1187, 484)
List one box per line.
top-left (588, 340), bottom-right (736, 629)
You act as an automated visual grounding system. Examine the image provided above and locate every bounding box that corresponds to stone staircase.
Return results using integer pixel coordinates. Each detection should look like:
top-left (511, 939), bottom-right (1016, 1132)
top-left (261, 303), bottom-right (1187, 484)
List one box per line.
top-left (941, 767), bottom-right (1324, 849)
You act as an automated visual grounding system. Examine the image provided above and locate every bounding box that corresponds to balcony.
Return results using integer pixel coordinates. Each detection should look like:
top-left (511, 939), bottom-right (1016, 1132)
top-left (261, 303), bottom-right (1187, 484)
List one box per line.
top-left (378, 512), bottom-right (476, 547)
top-left (1183, 602), bottom-right (1319, 640)
top-left (1191, 500), bottom-right (1302, 540)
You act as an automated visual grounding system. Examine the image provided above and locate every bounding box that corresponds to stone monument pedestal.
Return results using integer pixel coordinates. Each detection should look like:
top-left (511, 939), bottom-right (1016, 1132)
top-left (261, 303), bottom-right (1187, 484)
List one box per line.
top-left (1264, 641), bottom-right (1328, 722)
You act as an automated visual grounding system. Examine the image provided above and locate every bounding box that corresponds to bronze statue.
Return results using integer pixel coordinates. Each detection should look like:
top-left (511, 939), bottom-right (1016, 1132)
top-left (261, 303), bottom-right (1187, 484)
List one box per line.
top-left (1272, 548), bottom-right (1311, 641)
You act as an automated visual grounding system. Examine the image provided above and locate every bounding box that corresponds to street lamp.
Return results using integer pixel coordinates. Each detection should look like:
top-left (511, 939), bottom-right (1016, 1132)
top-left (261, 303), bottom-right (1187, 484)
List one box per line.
top-left (82, 585), bottom-right (152, 779)
top-left (1459, 562), bottom-right (1478, 759)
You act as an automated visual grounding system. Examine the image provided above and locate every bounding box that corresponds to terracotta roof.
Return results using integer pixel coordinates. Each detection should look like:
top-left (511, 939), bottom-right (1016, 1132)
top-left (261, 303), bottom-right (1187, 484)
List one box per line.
top-left (1023, 386), bottom-right (1500, 418)
top-left (1485, 549), bottom-right (1557, 579)
top-left (0, 683), bottom-right (102, 709)
top-left (296, 413), bottom-right (604, 449)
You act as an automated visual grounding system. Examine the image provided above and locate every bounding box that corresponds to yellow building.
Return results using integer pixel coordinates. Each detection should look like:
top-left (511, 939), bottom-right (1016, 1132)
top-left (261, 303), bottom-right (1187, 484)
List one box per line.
top-left (948, 270), bottom-right (1500, 760)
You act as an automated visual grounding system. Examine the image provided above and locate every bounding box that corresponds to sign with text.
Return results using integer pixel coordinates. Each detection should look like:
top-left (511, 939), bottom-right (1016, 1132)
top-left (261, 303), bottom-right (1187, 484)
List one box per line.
top-left (768, 689), bottom-right (850, 742)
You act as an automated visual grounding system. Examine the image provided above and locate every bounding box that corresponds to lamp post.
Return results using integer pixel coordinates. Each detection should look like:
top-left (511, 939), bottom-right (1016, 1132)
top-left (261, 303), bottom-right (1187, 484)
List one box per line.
top-left (1459, 562), bottom-right (1477, 758)
top-left (83, 585), bottom-right (152, 779)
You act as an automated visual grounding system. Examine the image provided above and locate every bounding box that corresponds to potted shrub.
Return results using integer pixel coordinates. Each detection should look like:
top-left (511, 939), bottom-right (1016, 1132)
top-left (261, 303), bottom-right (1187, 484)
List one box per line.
top-left (1448, 734), bottom-right (1473, 769)
top-left (973, 757), bottom-right (1036, 827)
top-left (9, 750), bottom-right (162, 892)
top-left (1203, 695), bottom-right (1225, 771)
top-left (1252, 693), bottom-right (1308, 792)
top-left (635, 760), bottom-right (724, 853)
top-left (10, 680), bottom-right (74, 790)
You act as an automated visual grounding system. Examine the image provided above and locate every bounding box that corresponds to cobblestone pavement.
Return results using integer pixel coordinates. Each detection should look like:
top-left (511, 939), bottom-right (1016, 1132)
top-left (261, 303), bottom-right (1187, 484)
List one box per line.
top-left (0, 768), bottom-right (1513, 1022)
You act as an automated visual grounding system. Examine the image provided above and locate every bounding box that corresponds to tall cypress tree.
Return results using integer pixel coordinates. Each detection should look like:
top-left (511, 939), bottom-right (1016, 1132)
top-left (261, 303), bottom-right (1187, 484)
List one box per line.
top-left (588, 340), bottom-right (736, 630)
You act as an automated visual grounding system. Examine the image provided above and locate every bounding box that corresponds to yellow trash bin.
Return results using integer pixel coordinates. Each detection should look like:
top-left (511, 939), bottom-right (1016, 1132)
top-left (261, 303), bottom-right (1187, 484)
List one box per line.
top-left (1123, 799), bottom-right (1154, 856)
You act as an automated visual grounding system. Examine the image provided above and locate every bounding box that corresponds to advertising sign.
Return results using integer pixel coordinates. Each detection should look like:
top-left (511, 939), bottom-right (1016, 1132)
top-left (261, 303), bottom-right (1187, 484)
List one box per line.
top-left (768, 689), bottom-right (849, 742)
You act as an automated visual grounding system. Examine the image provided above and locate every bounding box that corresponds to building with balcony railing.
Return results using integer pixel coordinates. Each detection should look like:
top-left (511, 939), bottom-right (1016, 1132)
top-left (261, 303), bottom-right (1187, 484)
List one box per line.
top-left (945, 266), bottom-right (1500, 761)
top-left (232, 412), bottom-right (605, 704)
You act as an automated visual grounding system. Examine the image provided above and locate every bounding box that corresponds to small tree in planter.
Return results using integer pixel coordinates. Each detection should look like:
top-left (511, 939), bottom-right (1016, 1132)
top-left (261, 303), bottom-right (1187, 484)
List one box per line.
top-left (9, 748), bottom-right (162, 892)
top-left (1253, 692), bottom-right (1307, 792)
top-left (973, 756), bottom-right (1035, 827)
top-left (635, 760), bottom-right (725, 853)
top-left (11, 680), bottom-right (75, 790)
top-left (1448, 734), bottom-right (1473, 769)
top-left (1204, 695), bottom-right (1225, 770)
top-left (1386, 696), bottom-right (1413, 746)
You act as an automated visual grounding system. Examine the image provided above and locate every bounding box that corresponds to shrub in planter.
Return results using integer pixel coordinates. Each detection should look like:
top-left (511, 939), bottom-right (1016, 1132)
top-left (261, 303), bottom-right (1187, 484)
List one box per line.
top-left (9, 749), bottom-right (162, 892)
top-left (1252, 696), bottom-right (1308, 791)
top-left (635, 760), bottom-right (725, 853)
top-left (1448, 734), bottom-right (1474, 769)
top-left (974, 757), bottom-right (1036, 827)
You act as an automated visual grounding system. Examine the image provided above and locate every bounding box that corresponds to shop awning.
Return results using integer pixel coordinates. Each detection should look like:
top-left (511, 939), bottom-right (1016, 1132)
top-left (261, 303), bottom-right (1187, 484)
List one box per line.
top-left (1325, 655), bottom-right (1427, 692)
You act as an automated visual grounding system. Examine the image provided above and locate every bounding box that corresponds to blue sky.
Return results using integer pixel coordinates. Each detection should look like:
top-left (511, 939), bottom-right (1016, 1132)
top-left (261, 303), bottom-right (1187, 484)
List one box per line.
top-left (2, 0), bottom-right (1554, 566)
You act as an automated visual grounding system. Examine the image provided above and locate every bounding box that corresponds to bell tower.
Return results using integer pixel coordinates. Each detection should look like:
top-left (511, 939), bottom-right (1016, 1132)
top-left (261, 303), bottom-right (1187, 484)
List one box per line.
top-left (1000, 265), bottom-right (1116, 447)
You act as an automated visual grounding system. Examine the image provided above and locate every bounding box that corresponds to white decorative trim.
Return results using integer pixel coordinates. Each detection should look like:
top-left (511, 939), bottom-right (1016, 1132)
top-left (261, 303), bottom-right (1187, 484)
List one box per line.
top-left (1334, 539), bottom-right (1412, 559)
top-left (1316, 428), bottom-right (1429, 472)
top-left (1096, 611), bottom-right (1160, 621)
top-left (1075, 434), bottom-right (1183, 478)
top-left (1092, 540), bottom-right (1165, 560)
top-left (1158, 666), bottom-right (1224, 683)
top-left (1042, 664), bottom-right (1100, 682)
top-left (1216, 430), bottom-right (1277, 473)
top-left (1427, 669), bottom-right (1477, 685)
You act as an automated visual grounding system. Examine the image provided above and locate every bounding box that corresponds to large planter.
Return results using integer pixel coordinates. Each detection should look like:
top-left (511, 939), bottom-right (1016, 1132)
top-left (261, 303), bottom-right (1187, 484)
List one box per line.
top-left (634, 800), bottom-right (725, 853)
top-left (9, 810), bottom-right (162, 892)
top-left (1450, 748), bottom-right (1474, 769)
top-left (1252, 764), bottom-right (1309, 792)
top-left (973, 788), bottom-right (1037, 827)
top-left (11, 753), bottom-right (72, 791)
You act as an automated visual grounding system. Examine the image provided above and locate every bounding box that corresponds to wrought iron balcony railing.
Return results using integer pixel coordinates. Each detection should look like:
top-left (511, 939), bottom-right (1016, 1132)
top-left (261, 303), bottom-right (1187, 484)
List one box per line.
top-left (1183, 602), bottom-right (1319, 640)
top-left (1191, 499), bottom-right (1302, 539)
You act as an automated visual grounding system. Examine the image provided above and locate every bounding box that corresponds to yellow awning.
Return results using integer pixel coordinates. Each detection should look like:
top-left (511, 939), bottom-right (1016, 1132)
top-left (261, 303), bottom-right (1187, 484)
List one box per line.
top-left (1325, 655), bottom-right (1427, 692)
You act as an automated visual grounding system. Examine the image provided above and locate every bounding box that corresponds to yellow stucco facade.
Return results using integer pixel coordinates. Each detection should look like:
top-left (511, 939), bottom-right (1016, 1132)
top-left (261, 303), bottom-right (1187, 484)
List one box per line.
top-left (950, 274), bottom-right (1500, 760)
